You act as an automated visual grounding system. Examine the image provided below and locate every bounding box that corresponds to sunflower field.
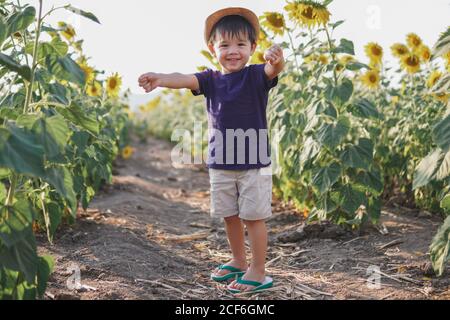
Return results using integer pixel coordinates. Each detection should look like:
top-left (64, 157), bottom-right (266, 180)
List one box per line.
top-left (138, 0), bottom-right (450, 277)
top-left (0, 0), bottom-right (131, 299)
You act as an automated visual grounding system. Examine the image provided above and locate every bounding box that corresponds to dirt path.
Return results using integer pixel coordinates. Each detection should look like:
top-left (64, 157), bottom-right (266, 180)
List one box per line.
top-left (38, 136), bottom-right (450, 300)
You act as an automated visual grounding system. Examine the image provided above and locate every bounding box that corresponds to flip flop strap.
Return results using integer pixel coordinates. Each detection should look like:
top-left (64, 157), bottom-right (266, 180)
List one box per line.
top-left (218, 265), bottom-right (243, 273)
top-left (237, 278), bottom-right (262, 287)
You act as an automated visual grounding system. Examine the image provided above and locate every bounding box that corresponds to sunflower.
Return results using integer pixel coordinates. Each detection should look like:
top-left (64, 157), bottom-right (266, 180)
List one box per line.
top-left (427, 70), bottom-right (442, 88)
top-left (86, 81), bottom-right (102, 97)
top-left (318, 54), bottom-right (329, 65)
top-left (303, 54), bottom-right (317, 64)
top-left (361, 70), bottom-right (380, 90)
top-left (79, 63), bottom-right (95, 84)
top-left (251, 51), bottom-right (266, 64)
top-left (106, 73), bottom-right (122, 98)
top-left (418, 45), bottom-right (431, 63)
top-left (284, 0), bottom-right (331, 28)
top-left (261, 12), bottom-right (285, 36)
top-left (406, 33), bottom-right (422, 51)
top-left (401, 53), bottom-right (421, 74)
top-left (434, 93), bottom-right (449, 104)
top-left (391, 96), bottom-right (400, 104)
top-left (121, 146), bottom-right (134, 160)
top-left (58, 22), bottom-right (76, 41)
top-left (391, 43), bottom-right (409, 58)
top-left (365, 42), bottom-right (383, 66)
top-left (258, 28), bottom-right (273, 51)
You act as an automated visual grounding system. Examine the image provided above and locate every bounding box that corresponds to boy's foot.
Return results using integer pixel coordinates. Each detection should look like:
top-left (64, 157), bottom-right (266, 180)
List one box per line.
top-left (228, 268), bottom-right (266, 292)
top-left (211, 260), bottom-right (247, 278)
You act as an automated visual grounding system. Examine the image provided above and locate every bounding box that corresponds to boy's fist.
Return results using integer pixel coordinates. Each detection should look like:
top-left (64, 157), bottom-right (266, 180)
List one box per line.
top-left (138, 72), bottom-right (162, 93)
top-left (264, 44), bottom-right (284, 66)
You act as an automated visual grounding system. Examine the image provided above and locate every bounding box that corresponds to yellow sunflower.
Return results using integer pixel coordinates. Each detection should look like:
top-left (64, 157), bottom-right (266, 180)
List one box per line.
top-left (427, 70), bottom-right (442, 88)
top-left (106, 73), bottom-right (122, 98)
top-left (261, 12), bottom-right (285, 36)
top-left (79, 63), bottom-right (95, 84)
top-left (86, 81), bottom-right (102, 97)
top-left (361, 70), bottom-right (380, 90)
top-left (121, 146), bottom-right (134, 160)
top-left (391, 96), bottom-right (400, 104)
top-left (258, 29), bottom-right (273, 51)
top-left (391, 43), bottom-right (409, 58)
top-left (251, 51), bottom-right (266, 64)
top-left (406, 33), bottom-right (422, 51)
top-left (303, 54), bottom-right (317, 64)
top-left (365, 42), bottom-right (383, 66)
top-left (401, 53), bottom-right (421, 74)
top-left (318, 54), bottom-right (329, 65)
top-left (434, 93), bottom-right (449, 104)
top-left (339, 55), bottom-right (355, 65)
top-left (58, 22), bottom-right (76, 41)
top-left (418, 45), bottom-right (431, 63)
top-left (284, 0), bottom-right (331, 28)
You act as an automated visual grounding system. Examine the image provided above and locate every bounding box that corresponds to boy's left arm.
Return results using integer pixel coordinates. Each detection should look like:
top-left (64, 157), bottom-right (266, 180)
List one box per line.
top-left (264, 44), bottom-right (285, 80)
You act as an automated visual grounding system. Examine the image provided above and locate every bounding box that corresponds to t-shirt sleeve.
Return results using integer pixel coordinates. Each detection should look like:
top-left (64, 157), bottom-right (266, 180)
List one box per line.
top-left (253, 63), bottom-right (279, 92)
top-left (191, 69), bottom-right (213, 97)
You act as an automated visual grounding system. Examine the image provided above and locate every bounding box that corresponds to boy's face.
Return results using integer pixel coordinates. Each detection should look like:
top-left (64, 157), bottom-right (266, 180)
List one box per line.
top-left (208, 31), bottom-right (257, 74)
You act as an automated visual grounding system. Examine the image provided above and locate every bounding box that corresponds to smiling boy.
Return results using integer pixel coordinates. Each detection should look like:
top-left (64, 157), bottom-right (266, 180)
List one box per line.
top-left (138, 7), bottom-right (285, 293)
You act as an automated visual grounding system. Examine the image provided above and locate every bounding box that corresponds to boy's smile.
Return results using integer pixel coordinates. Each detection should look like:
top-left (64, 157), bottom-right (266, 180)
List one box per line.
top-left (208, 32), bottom-right (257, 75)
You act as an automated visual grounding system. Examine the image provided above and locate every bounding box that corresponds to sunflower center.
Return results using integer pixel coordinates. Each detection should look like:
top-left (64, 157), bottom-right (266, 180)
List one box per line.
top-left (301, 6), bottom-right (315, 20)
top-left (369, 74), bottom-right (377, 83)
top-left (371, 46), bottom-right (382, 56)
top-left (109, 79), bottom-right (117, 89)
top-left (406, 56), bottom-right (419, 67)
top-left (267, 15), bottom-right (284, 28)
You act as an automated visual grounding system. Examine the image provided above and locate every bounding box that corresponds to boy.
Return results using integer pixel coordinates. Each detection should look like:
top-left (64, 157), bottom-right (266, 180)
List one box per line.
top-left (138, 7), bottom-right (284, 293)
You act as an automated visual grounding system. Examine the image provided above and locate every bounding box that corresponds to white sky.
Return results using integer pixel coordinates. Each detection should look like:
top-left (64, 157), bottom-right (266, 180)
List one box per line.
top-left (29, 0), bottom-right (450, 106)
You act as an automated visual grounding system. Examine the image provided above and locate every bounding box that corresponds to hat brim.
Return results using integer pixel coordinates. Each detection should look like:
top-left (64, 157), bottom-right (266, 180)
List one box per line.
top-left (204, 7), bottom-right (260, 45)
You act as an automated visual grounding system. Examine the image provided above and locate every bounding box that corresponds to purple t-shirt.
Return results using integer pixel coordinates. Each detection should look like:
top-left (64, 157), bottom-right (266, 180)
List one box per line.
top-left (192, 63), bottom-right (278, 170)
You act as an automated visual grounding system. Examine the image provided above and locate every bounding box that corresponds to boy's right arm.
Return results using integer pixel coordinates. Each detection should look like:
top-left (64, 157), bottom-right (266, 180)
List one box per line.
top-left (138, 72), bottom-right (199, 93)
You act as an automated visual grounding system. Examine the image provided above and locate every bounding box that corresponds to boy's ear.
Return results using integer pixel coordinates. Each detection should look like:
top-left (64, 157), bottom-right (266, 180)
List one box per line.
top-left (251, 42), bottom-right (257, 55)
top-left (208, 43), bottom-right (216, 57)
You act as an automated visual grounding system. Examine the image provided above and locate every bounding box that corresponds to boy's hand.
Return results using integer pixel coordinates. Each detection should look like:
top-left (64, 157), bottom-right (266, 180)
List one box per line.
top-left (138, 72), bottom-right (162, 93)
top-left (264, 44), bottom-right (284, 66)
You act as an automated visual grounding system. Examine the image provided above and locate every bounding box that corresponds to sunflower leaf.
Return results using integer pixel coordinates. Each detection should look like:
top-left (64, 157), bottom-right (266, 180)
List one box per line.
top-left (64, 5), bottom-right (101, 24)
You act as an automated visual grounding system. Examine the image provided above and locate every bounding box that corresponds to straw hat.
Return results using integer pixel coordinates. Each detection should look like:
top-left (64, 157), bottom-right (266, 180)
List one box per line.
top-left (204, 7), bottom-right (260, 45)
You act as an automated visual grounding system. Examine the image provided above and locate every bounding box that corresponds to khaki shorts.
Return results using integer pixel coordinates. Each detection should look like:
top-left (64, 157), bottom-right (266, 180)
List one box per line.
top-left (209, 167), bottom-right (273, 221)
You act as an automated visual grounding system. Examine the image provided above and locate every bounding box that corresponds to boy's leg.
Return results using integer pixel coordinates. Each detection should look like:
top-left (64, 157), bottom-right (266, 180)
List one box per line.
top-left (213, 215), bottom-right (247, 276)
top-left (228, 219), bottom-right (267, 291)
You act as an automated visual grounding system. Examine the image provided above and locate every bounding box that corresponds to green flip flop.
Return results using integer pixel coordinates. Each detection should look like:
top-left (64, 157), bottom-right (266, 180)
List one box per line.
top-left (210, 265), bottom-right (246, 282)
top-left (227, 276), bottom-right (273, 294)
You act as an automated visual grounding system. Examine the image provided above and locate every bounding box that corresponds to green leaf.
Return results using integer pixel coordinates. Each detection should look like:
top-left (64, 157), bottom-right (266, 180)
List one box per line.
top-left (56, 103), bottom-right (99, 135)
top-left (441, 194), bottom-right (450, 212)
top-left (429, 215), bottom-right (450, 276)
top-left (64, 5), bottom-right (101, 24)
top-left (345, 62), bottom-right (370, 71)
top-left (316, 117), bottom-right (350, 149)
top-left (17, 114), bottom-right (71, 159)
top-left (0, 229), bottom-right (38, 283)
top-left (329, 20), bottom-right (344, 30)
top-left (340, 138), bottom-right (373, 170)
top-left (432, 114), bottom-right (450, 151)
top-left (45, 202), bottom-right (63, 240)
top-left (413, 149), bottom-right (445, 189)
top-left (0, 182), bottom-right (6, 203)
top-left (46, 55), bottom-right (85, 85)
top-left (336, 79), bottom-right (354, 104)
top-left (44, 166), bottom-right (76, 209)
top-left (349, 98), bottom-right (380, 119)
top-left (6, 6), bottom-right (36, 35)
top-left (0, 52), bottom-right (32, 80)
top-left (299, 136), bottom-right (320, 169)
top-left (312, 162), bottom-right (341, 194)
top-left (0, 200), bottom-right (35, 247)
top-left (333, 38), bottom-right (355, 55)
top-left (25, 37), bottom-right (68, 60)
top-left (36, 255), bottom-right (54, 298)
top-left (355, 169), bottom-right (384, 196)
top-left (47, 82), bottom-right (69, 105)
top-left (340, 185), bottom-right (367, 215)
top-left (0, 125), bottom-right (46, 178)
top-left (0, 17), bottom-right (7, 47)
